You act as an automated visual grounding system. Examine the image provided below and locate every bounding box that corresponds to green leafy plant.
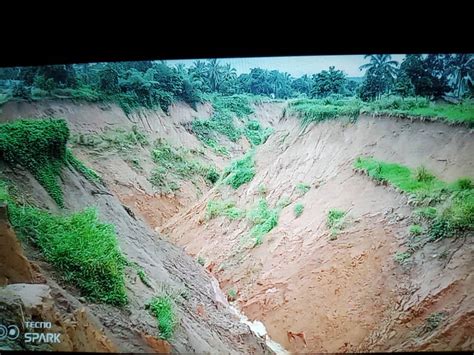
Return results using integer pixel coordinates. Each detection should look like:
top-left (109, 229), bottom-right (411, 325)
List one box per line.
top-left (223, 151), bottom-right (256, 189)
top-left (197, 256), bottom-right (205, 266)
top-left (294, 203), bottom-right (304, 218)
top-left (0, 183), bottom-right (128, 306)
top-left (206, 200), bottom-right (245, 220)
top-left (0, 119), bottom-right (69, 206)
top-left (409, 224), bottom-right (423, 236)
top-left (247, 198), bottom-right (279, 246)
top-left (327, 209), bottom-right (347, 237)
top-left (147, 295), bottom-right (177, 340)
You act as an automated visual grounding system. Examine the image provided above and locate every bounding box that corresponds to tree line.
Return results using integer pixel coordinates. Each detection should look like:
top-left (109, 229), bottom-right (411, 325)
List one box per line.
top-left (0, 54), bottom-right (472, 113)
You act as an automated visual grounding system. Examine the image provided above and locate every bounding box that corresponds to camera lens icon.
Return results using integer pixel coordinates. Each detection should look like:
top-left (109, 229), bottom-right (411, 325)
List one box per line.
top-left (7, 325), bottom-right (20, 340)
top-left (0, 325), bottom-right (7, 340)
top-left (0, 325), bottom-right (20, 341)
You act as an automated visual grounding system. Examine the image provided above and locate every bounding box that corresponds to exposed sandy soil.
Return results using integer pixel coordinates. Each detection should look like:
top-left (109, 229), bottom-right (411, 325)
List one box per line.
top-left (1, 100), bottom-right (473, 353)
top-left (161, 112), bottom-right (474, 353)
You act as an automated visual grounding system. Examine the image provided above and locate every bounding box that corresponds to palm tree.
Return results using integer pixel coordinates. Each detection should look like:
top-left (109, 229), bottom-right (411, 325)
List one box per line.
top-left (360, 54), bottom-right (399, 79)
top-left (206, 58), bottom-right (224, 92)
top-left (446, 54), bottom-right (473, 98)
top-left (359, 54), bottom-right (399, 96)
top-left (222, 63), bottom-right (237, 82)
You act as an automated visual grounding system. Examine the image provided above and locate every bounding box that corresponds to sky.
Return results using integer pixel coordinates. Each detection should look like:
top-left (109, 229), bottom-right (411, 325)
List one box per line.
top-left (166, 54), bottom-right (406, 78)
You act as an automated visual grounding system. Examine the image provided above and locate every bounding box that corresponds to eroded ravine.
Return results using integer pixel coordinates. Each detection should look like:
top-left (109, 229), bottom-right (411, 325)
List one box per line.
top-left (161, 109), bottom-right (474, 352)
top-left (2, 99), bottom-right (472, 353)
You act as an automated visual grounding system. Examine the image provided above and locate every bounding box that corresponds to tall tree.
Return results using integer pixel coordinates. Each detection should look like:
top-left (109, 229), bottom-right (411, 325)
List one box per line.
top-left (311, 66), bottom-right (346, 98)
top-left (446, 54), bottom-right (473, 98)
top-left (206, 59), bottom-right (223, 92)
top-left (359, 54), bottom-right (399, 95)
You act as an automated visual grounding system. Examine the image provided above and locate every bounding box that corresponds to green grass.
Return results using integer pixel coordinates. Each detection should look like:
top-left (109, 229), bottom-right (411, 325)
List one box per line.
top-left (355, 157), bottom-right (473, 240)
top-left (409, 224), bottom-right (423, 236)
top-left (294, 203), bottom-right (304, 218)
top-left (363, 97), bottom-right (474, 127)
top-left (327, 209), bottom-right (347, 238)
top-left (354, 157), bottom-right (447, 204)
top-left (223, 151), bottom-right (256, 189)
top-left (0, 181), bottom-right (128, 306)
top-left (247, 198), bottom-right (280, 246)
top-left (206, 200), bottom-right (245, 220)
top-left (150, 139), bottom-right (219, 193)
top-left (296, 182), bottom-right (311, 195)
top-left (288, 96), bottom-right (474, 127)
top-left (147, 295), bottom-right (177, 340)
top-left (287, 98), bottom-right (361, 125)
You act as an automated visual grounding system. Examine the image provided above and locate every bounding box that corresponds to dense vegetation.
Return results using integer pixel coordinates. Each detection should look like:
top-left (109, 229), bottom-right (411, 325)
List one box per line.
top-left (288, 95), bottom-right (474, 127)
top-left (0, 180), bottom-right (128, 306)
top-left (0, 119), bottom-right (101, 206)
top-left (191, 94), bottom-right (272, 151)
top-left (1, 54), bottom-right (471, 117)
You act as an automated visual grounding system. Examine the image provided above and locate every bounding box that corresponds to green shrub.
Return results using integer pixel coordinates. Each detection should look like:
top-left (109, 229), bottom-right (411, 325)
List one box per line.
top-left (244, 120), bottom-right (273, 146)
top-left (327, 209), bottom-right (347, 237)
top-left (137, 268), bottom-right (152, 288)
top-left (224, 151), bottom-right (256, 189)
top-left (452, 177), bottom-right (473, 191)
top-left (409, 224), bottom-right (423, 235)
top-left (147, 295), bottom-right (177, 340)
top-left (206, 200), bottom-right (244, 220)
top-left (206, 167), bottom-right (220, 184)
top-left (415, 166), bottom-right (435, 182)
top-left (0, 119), bottom-right (70, 206)
top-left (356, 157), bottom-right (473, 241)
top-left (294, 203), bottom-right (304, 218)
top-left (1, 184), bottom-right (128, 306)
top-left (247, 198), bottom-right (279, 246)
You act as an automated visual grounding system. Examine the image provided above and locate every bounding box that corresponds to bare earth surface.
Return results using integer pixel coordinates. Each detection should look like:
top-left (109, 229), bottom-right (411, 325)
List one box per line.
top-left (1, 100), bottom-right (473, 353)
